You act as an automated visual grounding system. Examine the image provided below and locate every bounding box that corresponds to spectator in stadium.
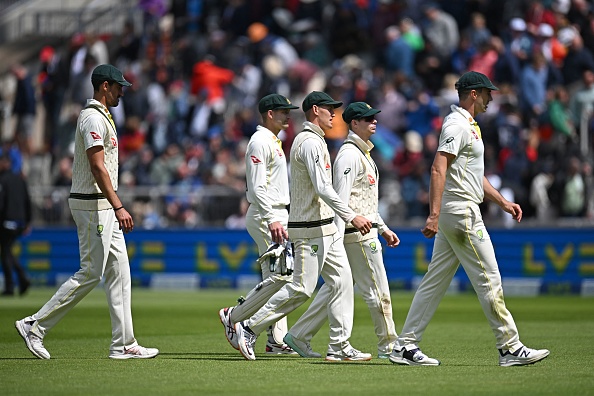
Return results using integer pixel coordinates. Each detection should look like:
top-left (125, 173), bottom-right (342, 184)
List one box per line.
top-left (10, 64), bottom-right (36, 156)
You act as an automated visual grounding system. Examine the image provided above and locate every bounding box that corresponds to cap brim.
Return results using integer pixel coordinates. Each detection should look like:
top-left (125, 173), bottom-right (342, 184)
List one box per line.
top-left (320, 100), bottom-right (343, 108)
top-left (118, 80), bottom-right (132, 87)
top-left (361, 108), bottom-right (381, 117)
top-left (275, 104), bottom-right (299, 110)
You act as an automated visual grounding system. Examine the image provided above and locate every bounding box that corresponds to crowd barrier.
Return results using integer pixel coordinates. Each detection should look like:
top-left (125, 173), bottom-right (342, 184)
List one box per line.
top-left (6, 227), bottom-right (594, 296)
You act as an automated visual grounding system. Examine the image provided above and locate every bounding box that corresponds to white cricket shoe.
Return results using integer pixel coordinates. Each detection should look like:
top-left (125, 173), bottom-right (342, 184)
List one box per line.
top-left (325, 347), bottom-right (372, 362)
top-left (15, 319), bottom-right (50, 360)
top-left (109, 345), bottom-right (159, 359)
top-left (265, 341), bottom-right (298, 355)
top-left (235, 321), bottom-right (257, 361)
top-left (499, 346), bottom-right (550, 367)
top-left (218, 307), bottom-right (239, 350)
top-left (283, 333), bottom-right (321, 358)
top-left (389, 347), bottom-right (440, 366)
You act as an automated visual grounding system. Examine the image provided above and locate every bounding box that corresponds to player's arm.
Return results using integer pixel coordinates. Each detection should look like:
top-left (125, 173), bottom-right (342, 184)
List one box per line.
top-left (421, 150), bottom-right (454, 239)
top-left (87, 146), bottom-right (133, 233)
top-left (483, 176), bottom-right (522, 222)
top-left (301, 139), bottom-right (371, 234)
top-left (246, 140), bottom-right (288, 243)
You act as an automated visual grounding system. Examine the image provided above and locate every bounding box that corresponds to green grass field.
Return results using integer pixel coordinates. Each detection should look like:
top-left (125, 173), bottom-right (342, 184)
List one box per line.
top-left (1, 288), bottom-right (593, 395)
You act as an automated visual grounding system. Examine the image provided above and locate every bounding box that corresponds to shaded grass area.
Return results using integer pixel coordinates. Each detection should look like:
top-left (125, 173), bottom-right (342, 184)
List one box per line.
top-left (1, 289), bottom-right (593, 395)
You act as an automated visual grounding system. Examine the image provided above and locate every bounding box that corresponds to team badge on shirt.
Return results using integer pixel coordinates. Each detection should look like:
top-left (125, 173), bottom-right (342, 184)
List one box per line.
top-left (96, 224), bottom-right (104, 237)
top-left (250, 155), bottom-right (262, 164)
top-left (90, 131), bottom-right (102, 141)
top-left (369, 241), bottom-right (378, 254)
top-left (476, 229), bottom-right (485, 242)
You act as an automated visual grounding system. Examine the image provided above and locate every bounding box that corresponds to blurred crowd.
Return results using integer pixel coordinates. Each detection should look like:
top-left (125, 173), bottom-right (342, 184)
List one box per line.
top-left (2, 0), bottom-right (594, 228)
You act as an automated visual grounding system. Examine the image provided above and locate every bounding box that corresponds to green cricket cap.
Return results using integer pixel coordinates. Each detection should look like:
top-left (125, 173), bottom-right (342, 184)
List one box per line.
top-left (258, 94), bottom-right (299, 113)
top-left (342, 102), bottom-right (381, 123)
top-left (91, 64), bottom-right (132, 87)
top-left (455, 71), bottom-right (498, 91)
top-left (302, 91), bottom-right (343, 111)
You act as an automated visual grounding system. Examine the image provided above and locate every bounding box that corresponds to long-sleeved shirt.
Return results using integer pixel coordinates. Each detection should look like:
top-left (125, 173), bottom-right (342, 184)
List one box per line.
top-left (245, 125), bottom-right (290, 225)
top-left (288, 121), bottom-right (356, 239)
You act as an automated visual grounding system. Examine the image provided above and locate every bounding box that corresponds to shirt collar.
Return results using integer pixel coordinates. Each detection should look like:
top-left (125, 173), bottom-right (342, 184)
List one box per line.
top-left (451, 104), bottom-right (477, 125)
top-left (256, 125), bottom-right (281, 143)
top-left (303, 121), bottom-right (325, 137)
top-left (86, 99), bottom-right (111, 114)
top-left (346, 131), bottom-right (374, 153)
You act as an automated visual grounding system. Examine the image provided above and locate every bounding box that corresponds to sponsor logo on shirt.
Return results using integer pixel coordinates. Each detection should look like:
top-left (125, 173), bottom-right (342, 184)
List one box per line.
top-left (250, 155), bottom-right (262, 164)
top-left (275, 149), bottom-right (284, 157)
top-left (471, 130), bottom-right (479, 140)
top-left (325, 163), bottom-right (331, 170)
top-left (367, 174), bottom-right (376, 185)
top-left (111, 137), bottom-right (118, 147)
top-left (344, 168), bottom-right (351, 175)
top-left (90, 131), bottom-right (102, 141)
top-left (445, 137), bottom-right (454, 144)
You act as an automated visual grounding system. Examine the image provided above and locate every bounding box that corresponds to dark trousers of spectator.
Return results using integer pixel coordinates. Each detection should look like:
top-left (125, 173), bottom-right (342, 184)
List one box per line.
top-left (0, 227), bottom-right (29, 296)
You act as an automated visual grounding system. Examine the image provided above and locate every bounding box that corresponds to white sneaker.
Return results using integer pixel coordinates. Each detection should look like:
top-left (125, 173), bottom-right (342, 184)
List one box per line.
top-left (325, 347), bottom-right (372, 362)
top-left (499, 346), bottom-right (549, 367)
top-left (235, 321), bottom-right (257, 361)
top-left (218, 307), bottom-right (239, 350)
top-left (389, 347), bottom-right (440, 366)
top-left (109, 345), bottom-right (159, 359)
top-left (265, 341), bottom-right (298, 355)
top-left (283, 333), bottom-right (321, 358)
top-left (15, 319), bottom-right (50, 360)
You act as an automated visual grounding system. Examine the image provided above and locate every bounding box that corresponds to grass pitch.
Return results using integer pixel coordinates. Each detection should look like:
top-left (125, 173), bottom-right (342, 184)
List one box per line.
top-left (1, 288), bottom-right (593, 395)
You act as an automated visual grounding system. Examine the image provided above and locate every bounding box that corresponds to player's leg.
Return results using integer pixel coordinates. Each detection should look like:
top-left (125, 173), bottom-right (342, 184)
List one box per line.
top-left (321, 233), bottom-right (372, 361)
top-left (16, 209), bottom-right (107, 359)
top-left (246, 236), bottom-right (322, 335)
top-left (347, 239), bottom-right (397, 358)
top-left (0, 228), bottom-right (16, 295)
top-left (450, 205), bottom-right (521, 350)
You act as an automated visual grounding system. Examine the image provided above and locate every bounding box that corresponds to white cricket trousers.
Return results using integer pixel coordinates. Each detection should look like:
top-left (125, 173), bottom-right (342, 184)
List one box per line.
top-left (27, 208), bottom-right (137, 353)
top-left (397, 202), bottom-right (522, 352)
top-left (247, 232), bottom-right (355, 350)
top-left (290, 237), bottom-right (398, 355)
top-left (231, 204), bottom-right (291, 344)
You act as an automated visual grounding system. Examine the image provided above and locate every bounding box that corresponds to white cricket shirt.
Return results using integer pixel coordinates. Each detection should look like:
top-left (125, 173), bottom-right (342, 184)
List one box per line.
top-left (438, 104), bottom-right (485, 206)
top-left (245, 125), bottom-right (290, 225)
top-left (69, 99), bottom-right (119, 211)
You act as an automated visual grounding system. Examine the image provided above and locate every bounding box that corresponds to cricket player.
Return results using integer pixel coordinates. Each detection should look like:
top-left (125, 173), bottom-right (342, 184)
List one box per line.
top-left (284, 102), bottom-right (401, 359)
top-left (234, 91), bottom-right (373, 361)
top-left (389, 71), bottom-right (549, 366)
top-left (15, 64), bottom-right (158, 360)
top-left (218, 93), bottom-right (299, 355)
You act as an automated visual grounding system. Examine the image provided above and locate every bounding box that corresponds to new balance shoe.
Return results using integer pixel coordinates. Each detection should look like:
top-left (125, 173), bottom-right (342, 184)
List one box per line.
top-left (283, 333), bottom-right (321, 358)
top-left (109, 345), bottom-right (159, 359)
top-left (265, 341), bottom-right (298, 355)
top-left (218, 307), bottom-right (239, 350)
top-left (389, 347), bottom-right (440, 366)
top-left (235, 321), bottom-right (257, 361)
top-left (15, 319), bottom-right (50, 360)
top-left (378, 353), bottom-right (390, 359)
top-left (325, 347), bottom-right (372, 362)
top-left (499, 346), bottom-right (550, 367)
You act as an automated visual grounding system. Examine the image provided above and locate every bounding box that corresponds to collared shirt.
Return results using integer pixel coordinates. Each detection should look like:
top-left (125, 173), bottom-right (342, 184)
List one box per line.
top-left (69, 99), bottom-right (119, 211)
top-left (245, 125), bottom-right (290, 225)
top-left (288, 121), bottom-right (356, 239)
top-left (438, 104), bottom-right (485, 206)
top-left (333, 131), bottom-right (388, 242)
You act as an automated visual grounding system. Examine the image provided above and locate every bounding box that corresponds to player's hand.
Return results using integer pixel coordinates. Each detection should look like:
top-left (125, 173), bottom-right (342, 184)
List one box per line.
top-left (269, 221), bottom-right (288, 244)
top-left (421, 215), bottom-right (439, 239)
top-left (502, 201), bottom-right (523, 222)
top-left (351, 215), bottom-right (372, 235)
top-left (115, 208), bottom-right (134, 233)
top-left (381, 230), bottom-right (400, 247)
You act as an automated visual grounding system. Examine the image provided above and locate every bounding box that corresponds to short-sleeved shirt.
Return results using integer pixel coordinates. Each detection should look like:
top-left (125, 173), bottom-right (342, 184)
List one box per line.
top-left (69, 99), bottom-right (119, 211)
top-left (439, 105), bottom-right (484, 206)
